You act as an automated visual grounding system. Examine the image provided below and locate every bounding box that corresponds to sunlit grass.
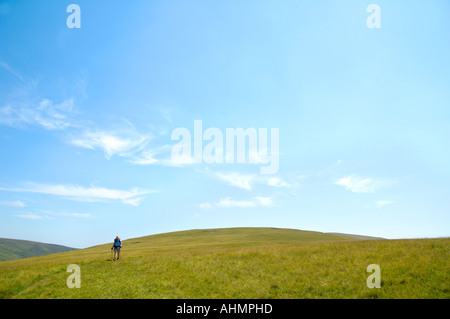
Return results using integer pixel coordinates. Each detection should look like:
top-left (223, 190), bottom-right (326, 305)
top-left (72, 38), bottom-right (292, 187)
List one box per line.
top-left (0, 228), bottom-right (448, 299)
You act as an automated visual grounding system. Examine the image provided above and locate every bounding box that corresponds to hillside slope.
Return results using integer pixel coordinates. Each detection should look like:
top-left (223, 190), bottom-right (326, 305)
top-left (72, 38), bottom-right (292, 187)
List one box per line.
top-left (108, 227), bottom-right (360, 253)
top-left (0, 228), bottom-right (448, 299)
top-left (0, 238), bottom-right (77, 262)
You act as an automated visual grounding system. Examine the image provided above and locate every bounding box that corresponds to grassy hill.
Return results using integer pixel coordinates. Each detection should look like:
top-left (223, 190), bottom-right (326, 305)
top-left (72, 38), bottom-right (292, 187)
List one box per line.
top-left (0, 238), bottom-right (77, 262)
top-left (0, 227), bottom-right (448, 299)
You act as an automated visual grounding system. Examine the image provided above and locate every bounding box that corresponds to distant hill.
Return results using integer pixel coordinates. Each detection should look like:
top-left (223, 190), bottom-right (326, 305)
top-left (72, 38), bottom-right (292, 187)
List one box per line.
top-left (0, 238), bottom-right (77, 262)
top-left (326, 232), bottom-right (385, 240)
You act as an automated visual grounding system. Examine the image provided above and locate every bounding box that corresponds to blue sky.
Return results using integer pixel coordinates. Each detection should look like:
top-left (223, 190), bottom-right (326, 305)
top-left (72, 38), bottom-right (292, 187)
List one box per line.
top-left (0, 0), bottom-right (449, 248)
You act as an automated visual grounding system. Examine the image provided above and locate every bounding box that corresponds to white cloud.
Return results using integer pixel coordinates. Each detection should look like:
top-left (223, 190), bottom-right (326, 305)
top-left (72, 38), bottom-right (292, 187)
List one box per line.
top-left (335, 175), bottom-right (388, 193)
top-left (253, 196), bottom-right (275, 207)
top-left (121, 197), bottom-right (147, 207)
top-left (0, 183), bottom-right (154, 206)
top-left (129, 150), bottom-right (159, 165)
top-left (71, 130), bottom-right (150, 160)
top-left (0, 98), bottom-right (75, 130)
top-left (0, 61), bottom-right (24, 82)
top-left (215, 172), bottom-right (255, 190)
top-left (129, 143), bottom-right (200, 167)
top-left (159, 107), bottom-right (173, 123)
top-left (16, 213), bottom-right (43, 220)
top-left (14, 210), bottom-right (90, 221)
top-left (210, 171), bottom-right (297, 191)
top-left (41, 211), bottom-right (91, 218)
top-left (197, 202), bottom-right (214, 210)
top-left (216, 197), bottom-right (257, 208)
top-left (162, 152), bottom-right (194, 167)
top-left (198, 196), bottom-right (274, 209)
top-left (318, 159), bottom-right (344, 177)
top-left (376, 200), bottom-right (395, 207)
top-left (267, 177), bottom-right (297, 188)
top-left (0, 63), bottom-right (85, 132)
top-left (0, 200), bottom-right (26, 207)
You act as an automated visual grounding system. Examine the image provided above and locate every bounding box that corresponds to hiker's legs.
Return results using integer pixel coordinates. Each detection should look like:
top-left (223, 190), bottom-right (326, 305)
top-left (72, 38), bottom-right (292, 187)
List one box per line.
top-left (113, 247), bottom-right (120, 260)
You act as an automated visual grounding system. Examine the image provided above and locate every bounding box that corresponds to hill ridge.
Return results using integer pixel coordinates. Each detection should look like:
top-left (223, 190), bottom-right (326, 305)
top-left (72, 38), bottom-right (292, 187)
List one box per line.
top-left (0, 237), bottom-right (77, 262)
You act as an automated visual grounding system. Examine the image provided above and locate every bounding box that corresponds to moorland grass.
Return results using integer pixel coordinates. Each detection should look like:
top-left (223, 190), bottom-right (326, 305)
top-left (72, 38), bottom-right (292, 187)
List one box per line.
top-left (0, 228), bottom-right (448, 299)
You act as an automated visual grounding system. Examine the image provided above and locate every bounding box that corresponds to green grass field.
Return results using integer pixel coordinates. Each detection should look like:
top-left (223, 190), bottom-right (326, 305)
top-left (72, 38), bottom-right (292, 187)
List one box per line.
top-left (0, 227), bottom-right (448, 299)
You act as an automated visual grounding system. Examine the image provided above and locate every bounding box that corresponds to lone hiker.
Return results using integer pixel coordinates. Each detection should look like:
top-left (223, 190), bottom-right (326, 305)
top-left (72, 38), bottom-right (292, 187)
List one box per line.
top-left (111, 236), bottom-right (122, 260)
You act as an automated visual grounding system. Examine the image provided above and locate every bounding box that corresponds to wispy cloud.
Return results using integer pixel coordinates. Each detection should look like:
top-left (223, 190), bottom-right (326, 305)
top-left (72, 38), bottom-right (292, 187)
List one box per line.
top-left (335, 175), bottom-right (389, 193)
top-left (16, 213), bottom-right (43, 220)
top-left (318, 159), bottom-right (344, 177)
top-left (159, 106), bottom-right (173, 123)
top-left (197, 202), bottom-right (214, 210)
top-left (190, 212), bottom-right (201, 219)
top-left (41, 211), bottom-right (91, 218)
top-left (14, 210), bottom-right (90, 221)
top-left (71, 129), bottom-right (151, 160)
top-left (162, 152), bottom-right (195, 166)
top-left (215, 172), bottom-right (256, 190)
top-left (267, 177), bottom-right (298, 188)
top-left (210, 170), bottom-right (298, 191)
top-left (0, 200), bottom-right (26, 207)
top-left (129, 149), bottom-right (160, 165)
top-left (0, 62), bottom-right (86, 132)
top-left (129, 144), bottom-right (196, 167)
top-left (198, 196), bottom-right (275, 209)
top-left (0, 183), bottom-right (155, 206)
top-left (376, 200), bottom-right (395, 207)
top-left (0, 61), bottom-right (24, 82)
top-left (0, 64), bottom-right (171, 165)
top-left (0, 98), bottom-right (75, 130)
